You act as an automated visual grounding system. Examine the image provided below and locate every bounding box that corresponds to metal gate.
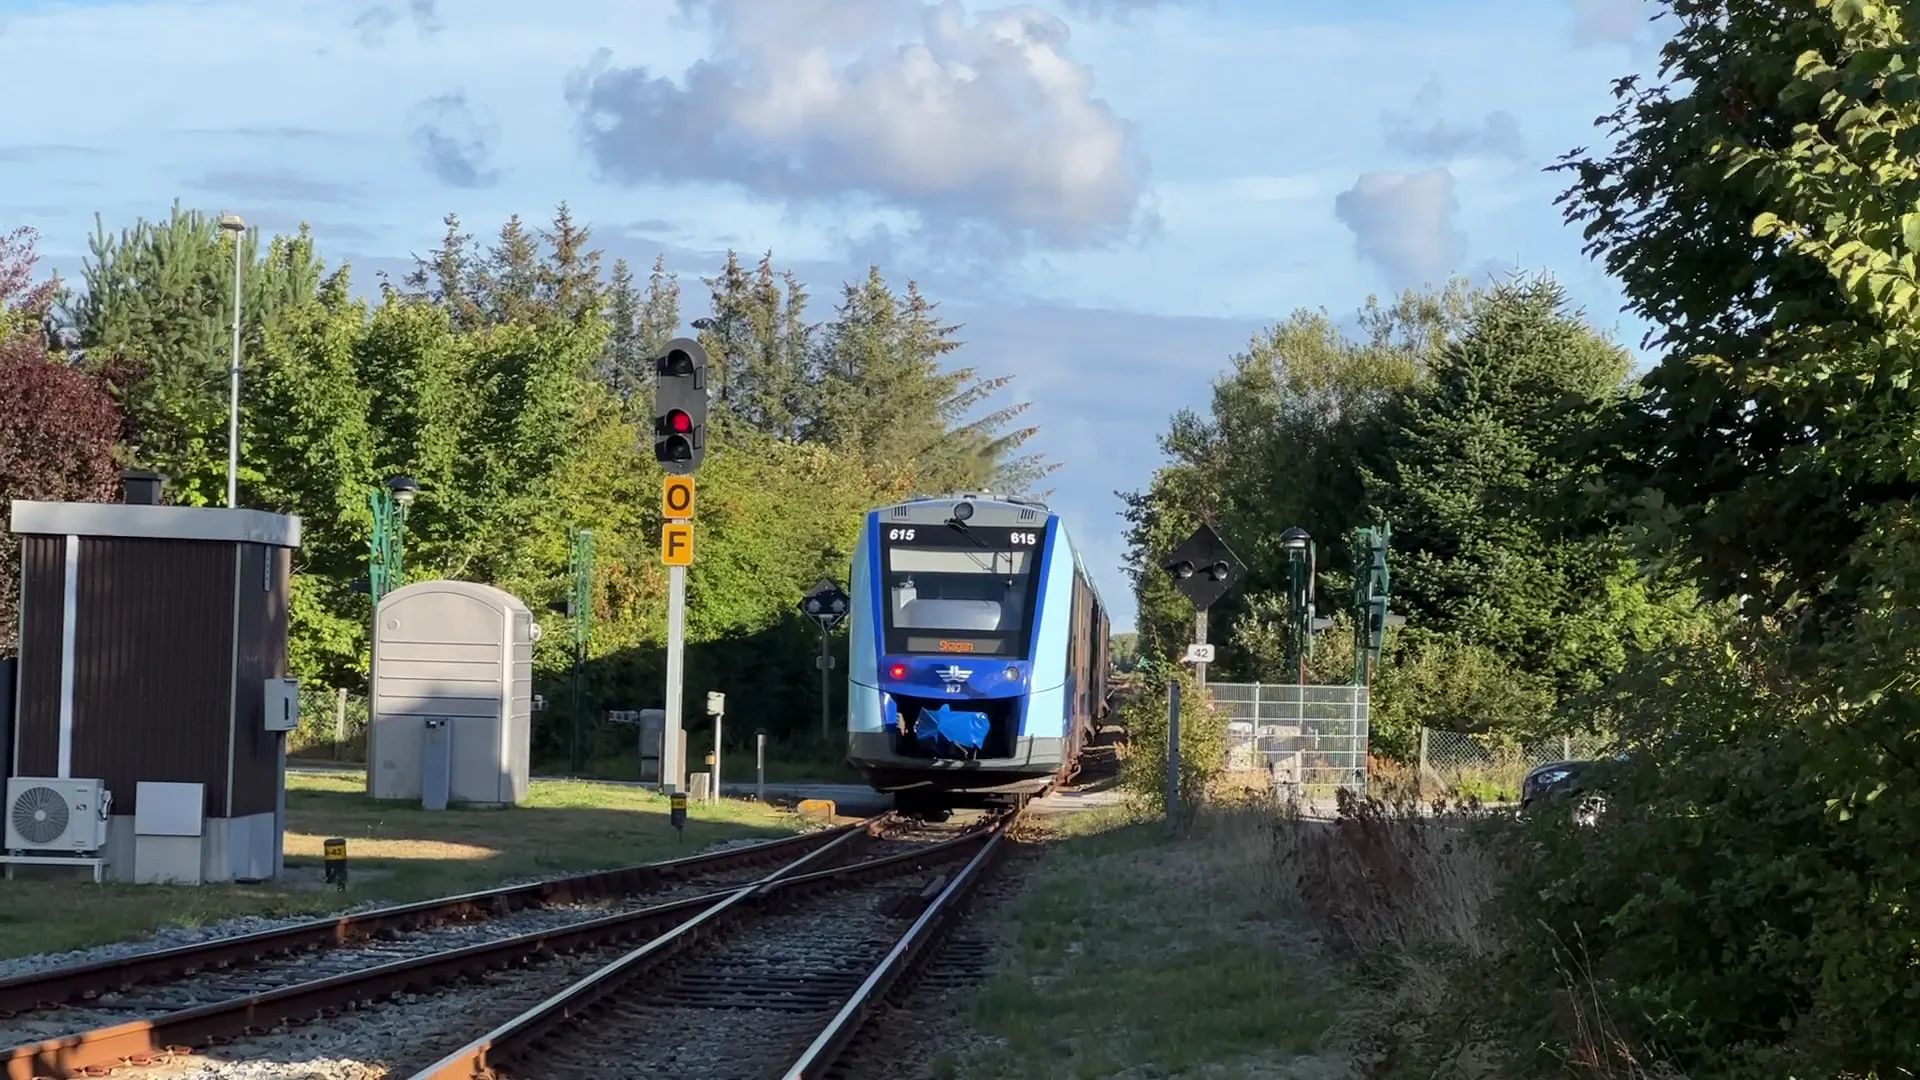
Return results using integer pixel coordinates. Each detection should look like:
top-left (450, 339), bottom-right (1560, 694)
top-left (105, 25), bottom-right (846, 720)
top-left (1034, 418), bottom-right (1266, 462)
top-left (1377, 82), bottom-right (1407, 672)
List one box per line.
top-left (1208, 682), bottom-right (1369, 797)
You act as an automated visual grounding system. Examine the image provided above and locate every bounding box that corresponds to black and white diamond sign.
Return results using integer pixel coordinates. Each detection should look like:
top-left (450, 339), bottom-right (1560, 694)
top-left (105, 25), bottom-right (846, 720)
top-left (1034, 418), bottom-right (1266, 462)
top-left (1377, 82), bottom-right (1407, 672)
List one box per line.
top-left (800, 577), bottom-right (850, 630)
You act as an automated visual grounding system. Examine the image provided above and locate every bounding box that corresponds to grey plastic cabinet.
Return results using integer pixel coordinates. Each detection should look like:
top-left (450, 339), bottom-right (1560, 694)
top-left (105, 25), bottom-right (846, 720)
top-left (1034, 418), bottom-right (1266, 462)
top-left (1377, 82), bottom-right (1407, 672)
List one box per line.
top-left (367, 580), bottom-right (535, 805)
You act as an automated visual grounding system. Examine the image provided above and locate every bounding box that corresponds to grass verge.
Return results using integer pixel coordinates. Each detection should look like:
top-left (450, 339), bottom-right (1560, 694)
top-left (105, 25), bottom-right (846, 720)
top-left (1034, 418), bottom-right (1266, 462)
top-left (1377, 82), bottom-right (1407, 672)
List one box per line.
top-left (943, 803), bottom-right (1347, 1080)
top-left (0, 769), bottom-right (804, 961)
top-left (291, 741), bottom-right (863, 786)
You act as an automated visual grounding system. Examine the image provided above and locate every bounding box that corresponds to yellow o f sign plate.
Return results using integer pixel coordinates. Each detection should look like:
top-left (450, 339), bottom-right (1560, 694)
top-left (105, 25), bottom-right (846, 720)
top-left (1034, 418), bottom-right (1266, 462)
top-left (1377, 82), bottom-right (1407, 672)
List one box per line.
top-left (662, 522), bottom-right (693, 566)
top-left (663, 475), bottom-right (694, 520)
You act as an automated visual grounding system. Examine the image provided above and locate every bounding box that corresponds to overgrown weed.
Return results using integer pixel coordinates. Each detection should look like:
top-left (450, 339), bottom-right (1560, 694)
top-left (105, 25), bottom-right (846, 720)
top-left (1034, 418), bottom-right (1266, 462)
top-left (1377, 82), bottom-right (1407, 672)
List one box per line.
top-left (1261, 786), bottom-right (1688, 1079)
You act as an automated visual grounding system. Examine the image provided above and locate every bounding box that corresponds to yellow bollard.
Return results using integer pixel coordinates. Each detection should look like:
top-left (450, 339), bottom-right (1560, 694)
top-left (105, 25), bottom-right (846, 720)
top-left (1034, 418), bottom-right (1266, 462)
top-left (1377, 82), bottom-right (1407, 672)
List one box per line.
top-left (323, 837), bottom-right (348, 890)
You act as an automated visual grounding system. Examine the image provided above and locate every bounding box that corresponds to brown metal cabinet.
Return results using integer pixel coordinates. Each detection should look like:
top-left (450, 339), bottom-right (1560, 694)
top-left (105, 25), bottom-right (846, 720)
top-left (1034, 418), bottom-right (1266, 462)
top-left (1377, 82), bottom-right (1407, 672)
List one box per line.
top-left (6, 482), bottom-right (301, 883)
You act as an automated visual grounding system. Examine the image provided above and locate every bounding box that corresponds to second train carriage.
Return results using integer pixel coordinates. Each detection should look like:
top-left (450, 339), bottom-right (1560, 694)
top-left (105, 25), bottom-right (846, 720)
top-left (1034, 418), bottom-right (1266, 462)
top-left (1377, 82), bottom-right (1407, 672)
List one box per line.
top-left (845, 493), bottom-right (1111, 810)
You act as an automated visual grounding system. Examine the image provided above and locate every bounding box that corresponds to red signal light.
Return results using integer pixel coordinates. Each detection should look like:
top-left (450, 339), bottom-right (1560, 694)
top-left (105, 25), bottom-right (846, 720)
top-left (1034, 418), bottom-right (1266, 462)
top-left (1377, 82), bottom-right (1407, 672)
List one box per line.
top-left (667, 409), bottom-right (692, 433)
top-left (889, 663), bottom-right (907, 679)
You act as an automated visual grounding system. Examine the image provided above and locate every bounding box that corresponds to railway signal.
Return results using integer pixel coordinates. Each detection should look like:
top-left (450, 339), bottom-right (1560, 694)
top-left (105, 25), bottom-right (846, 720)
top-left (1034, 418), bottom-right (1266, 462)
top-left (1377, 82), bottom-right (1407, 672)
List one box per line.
top-left (800, 577), bottom-right (849, 631)
top-left (1159, 522), bottom-right (1245, 838)
top-left (801, 578), bottom-right (849, 745)
top-left (1350, 523), bottom-right (1404, 687)
top-left (652, 337), bottom-right (709, 475)
top-left (652, 338), bottom-right (706, 797)
top-left (1162, 522), bottom-right (1244, 615)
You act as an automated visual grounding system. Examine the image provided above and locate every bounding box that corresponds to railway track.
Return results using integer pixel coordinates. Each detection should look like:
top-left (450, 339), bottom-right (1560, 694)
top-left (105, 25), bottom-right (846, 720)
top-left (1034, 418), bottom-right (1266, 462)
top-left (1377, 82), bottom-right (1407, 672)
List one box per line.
top-left (0, 815), bottom-right (918, 1080)
top-left (407, 804), bottom-right (1021, 1080)
top-left (0, 808), bottom-right (1021, 1079)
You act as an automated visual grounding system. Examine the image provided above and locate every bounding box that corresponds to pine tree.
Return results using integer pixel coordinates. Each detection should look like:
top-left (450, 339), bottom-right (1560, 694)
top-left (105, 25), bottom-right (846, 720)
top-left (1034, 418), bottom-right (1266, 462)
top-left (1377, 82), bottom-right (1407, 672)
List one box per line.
top-left (721, 253), bottom-right (814, 440)
top-left (479, 215), bottom-right (540, 326)
top-left (813, 268), bottom-right (1048, 494)
top-left (1360, 276), bottom-right (1644, 721)
top-left (399, 213), bottom-right (484, 331)
top-left (602, 257), bottom-right (642, 400)
top-left (536, 202), bottom-right (603, 327)
top-left (640, 254), bottom-right (679, 358)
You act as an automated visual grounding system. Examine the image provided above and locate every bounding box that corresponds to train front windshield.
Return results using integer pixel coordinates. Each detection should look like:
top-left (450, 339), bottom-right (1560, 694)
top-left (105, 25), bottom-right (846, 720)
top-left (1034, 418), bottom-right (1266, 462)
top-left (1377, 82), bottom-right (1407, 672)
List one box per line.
top-left (879, 525), bottom-right (1044, 656)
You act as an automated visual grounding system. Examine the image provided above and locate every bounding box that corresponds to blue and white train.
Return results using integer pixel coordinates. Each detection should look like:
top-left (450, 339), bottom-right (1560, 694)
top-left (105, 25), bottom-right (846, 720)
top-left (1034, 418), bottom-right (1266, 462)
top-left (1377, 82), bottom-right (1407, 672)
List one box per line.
top-left (846, 493), bottom-right (1111, 811)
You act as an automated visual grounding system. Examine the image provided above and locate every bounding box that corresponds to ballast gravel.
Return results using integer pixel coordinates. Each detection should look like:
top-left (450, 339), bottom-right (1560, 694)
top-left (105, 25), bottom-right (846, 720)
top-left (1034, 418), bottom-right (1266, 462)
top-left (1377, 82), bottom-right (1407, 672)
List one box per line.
top-left (0, 832), bottom-right (787, 982)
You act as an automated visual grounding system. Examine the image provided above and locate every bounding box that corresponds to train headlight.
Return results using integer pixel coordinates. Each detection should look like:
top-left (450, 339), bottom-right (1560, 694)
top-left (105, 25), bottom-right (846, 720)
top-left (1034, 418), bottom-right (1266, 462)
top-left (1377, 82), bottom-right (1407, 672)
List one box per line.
top-left (1002, 667), bottom-right (1020, 681)
top-left (952, 500), bottom-right (974, 522)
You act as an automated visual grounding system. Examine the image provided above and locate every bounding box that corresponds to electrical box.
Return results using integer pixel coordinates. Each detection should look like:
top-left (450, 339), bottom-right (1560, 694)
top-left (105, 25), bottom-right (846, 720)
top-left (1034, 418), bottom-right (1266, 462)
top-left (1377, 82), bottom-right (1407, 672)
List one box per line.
top-left (264, 677), bottom-right (300, 732)
top-left (706, 692), bottom-right (725, 716)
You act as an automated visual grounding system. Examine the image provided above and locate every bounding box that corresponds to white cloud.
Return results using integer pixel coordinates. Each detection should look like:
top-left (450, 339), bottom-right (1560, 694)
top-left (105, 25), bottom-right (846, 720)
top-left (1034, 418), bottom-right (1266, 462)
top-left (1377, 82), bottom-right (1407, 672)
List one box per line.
top-left (1567, 0), bottom-right (1657, 47)
top-left (564, 0), bottom-right (1153, 251)
top-left (1333, 168), bottom-right (1467, 288)
top-left (408, 93), bottom-right (503, 189)
top-left (1382, 76), bottom-right (1524, 162)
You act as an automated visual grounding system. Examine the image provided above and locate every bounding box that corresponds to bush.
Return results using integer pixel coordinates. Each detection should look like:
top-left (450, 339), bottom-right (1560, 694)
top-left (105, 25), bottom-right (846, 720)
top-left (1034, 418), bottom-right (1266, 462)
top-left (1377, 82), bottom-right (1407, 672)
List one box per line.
top-left (1484, 623), bottom-right (1920, 1079)
top-left (1265, 789), bottom-right (1688, 1079)
top-left (1118, 664), bottom-right (1228, 823)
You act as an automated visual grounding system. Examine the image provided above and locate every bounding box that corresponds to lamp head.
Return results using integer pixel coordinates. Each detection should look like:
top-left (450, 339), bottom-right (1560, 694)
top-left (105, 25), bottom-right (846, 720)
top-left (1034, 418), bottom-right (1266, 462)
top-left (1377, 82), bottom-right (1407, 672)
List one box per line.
top-left (385, 474), bottom-right (420, 505)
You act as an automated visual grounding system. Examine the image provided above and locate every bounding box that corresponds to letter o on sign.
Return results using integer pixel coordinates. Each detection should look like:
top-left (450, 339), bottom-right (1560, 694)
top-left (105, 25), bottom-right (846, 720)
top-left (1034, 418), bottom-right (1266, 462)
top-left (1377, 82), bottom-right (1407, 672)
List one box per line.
top-left (662, 476), bottom-right (694, 519)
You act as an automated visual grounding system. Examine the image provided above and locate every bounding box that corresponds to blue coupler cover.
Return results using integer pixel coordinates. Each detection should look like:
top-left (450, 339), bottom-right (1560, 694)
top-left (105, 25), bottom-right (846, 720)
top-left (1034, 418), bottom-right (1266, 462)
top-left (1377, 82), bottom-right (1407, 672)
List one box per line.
top-left (913, 703), bottom-right (990, 756)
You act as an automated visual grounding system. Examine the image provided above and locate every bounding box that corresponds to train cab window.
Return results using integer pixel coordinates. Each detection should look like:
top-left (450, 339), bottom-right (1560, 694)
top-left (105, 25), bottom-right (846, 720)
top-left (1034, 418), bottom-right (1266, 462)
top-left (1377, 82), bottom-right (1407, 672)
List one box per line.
top-left (879, 528), bottom-right (1043, 656)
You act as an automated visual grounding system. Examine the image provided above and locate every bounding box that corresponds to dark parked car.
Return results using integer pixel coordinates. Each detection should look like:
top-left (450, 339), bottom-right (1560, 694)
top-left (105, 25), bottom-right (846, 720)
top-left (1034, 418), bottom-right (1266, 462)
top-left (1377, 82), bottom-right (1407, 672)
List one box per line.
top-left (1521, 753), bottom-right (1627, 825)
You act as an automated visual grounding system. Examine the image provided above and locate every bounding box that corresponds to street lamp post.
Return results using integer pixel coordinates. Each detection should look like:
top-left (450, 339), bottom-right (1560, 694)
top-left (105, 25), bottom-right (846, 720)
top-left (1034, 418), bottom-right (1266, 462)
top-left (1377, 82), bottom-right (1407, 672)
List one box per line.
top-left (567, 528), bottom-right (596, 774)
top-left (369, 475), bottom-right (419, 601)
top-left (365, 475), bottom-right (419, 794)
top-left (219, 213), bottom-right (246, 508)
top-left (1281, 527), bottom-right (1314, 685)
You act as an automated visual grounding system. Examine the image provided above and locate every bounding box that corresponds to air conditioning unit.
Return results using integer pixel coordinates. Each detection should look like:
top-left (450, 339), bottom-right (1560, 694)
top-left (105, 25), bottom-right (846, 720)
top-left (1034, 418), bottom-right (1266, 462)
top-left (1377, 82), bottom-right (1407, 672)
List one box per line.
top-left (6, 777), bottom-right (111, 854)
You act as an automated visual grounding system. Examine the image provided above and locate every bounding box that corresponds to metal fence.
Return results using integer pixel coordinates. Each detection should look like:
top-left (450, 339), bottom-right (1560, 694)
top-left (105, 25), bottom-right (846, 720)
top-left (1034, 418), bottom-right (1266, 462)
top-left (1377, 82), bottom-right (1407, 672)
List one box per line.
top-left (1208, 683), bottom-right (1370, 797)
top-left (1415, 728), bottom-right (1612, 802)
top-left (290, 686), bottom-right (371, 763)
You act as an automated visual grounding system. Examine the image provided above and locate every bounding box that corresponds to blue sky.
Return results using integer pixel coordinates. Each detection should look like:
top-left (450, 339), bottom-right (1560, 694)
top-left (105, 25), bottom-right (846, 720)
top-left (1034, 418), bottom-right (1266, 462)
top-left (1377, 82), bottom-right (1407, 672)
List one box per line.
top-left (0, 0), bottom-right (1670, 631)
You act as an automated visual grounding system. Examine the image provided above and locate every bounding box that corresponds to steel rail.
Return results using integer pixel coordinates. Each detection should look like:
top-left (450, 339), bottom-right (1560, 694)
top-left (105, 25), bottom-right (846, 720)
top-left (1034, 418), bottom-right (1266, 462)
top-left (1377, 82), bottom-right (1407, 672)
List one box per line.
top-left (403, 814), bottom-right (1007, 1080)
top-left (0, 818), bottom-right (898, 1080)
top-left (778, 806), bottom-right (1020, 1079)
top-left (0, 817), bottom-right (880, 1018)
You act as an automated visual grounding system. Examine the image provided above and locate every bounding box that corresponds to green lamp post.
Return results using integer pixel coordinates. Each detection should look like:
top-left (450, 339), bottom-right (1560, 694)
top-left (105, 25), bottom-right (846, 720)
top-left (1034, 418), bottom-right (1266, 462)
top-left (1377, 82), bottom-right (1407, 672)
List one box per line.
top-left (1350, 523), bottom-right (1396, 687)
top-left (368, 474), bottom-right (419, 601)
top-left (1281, 526), bottom-right (1314, 685)
top-left (566, 528), bottom-right (595, 773)
top-left (363, 474), bottom-right (418, 795)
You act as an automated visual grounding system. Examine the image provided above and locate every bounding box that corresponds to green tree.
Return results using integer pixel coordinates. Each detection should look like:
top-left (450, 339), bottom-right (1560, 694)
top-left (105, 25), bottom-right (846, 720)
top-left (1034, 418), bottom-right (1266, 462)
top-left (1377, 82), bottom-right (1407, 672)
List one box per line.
top-left (1359, 276), bottom-right (1679, 731)
top-left (602, 257), bottom-right (642, 399)
top-left (814, 267), bottom-right (1047, 492)
top-left (67, 202), bottom-right (323, 505)
top-left (245, 269), bottom-right (378, 687)
top-left (1551, 0), bottom-right (1857, 622)
top-left (1486, 6), bottom-right (1920, 1075)
top-left (699, 251), bottom-right (816, 440)
top-left (1122, 282), bottom-right (1470, 672)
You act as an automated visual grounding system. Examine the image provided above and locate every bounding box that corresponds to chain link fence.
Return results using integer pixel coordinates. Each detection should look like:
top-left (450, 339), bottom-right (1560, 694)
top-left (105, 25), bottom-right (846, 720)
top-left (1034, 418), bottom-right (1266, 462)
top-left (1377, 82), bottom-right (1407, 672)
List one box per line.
top-left (1208, 682), bottom-right (1370, 805)
top-left (289, 685), bottom-right (371, 764)
top-left (1413, 728), bottom-right (1612, 803)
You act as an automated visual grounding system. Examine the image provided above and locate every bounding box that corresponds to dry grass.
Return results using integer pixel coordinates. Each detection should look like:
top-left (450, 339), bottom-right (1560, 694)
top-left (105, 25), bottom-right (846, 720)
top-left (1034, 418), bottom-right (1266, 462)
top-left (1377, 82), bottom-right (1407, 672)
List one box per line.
top-left (1260, 788), bottom-right (1688, 1080)
top-left (0, 769), bottom-right (804, 961)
